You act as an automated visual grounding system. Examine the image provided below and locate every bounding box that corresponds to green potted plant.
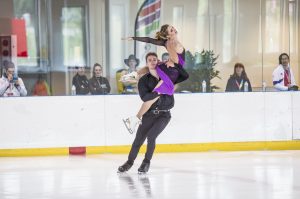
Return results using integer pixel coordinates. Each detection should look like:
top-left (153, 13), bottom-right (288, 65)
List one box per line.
top-left (178, 50), bottom-right (221, 92)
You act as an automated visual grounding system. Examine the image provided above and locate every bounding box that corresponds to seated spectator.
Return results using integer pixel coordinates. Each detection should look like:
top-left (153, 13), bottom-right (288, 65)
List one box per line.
top-left (124, 54), bottom-right (140, 73)
top-left (120, 54), bottom-right (140, 94)
top-left (225, 63), bottom-right (252, 92)
top-left (72, 66), bottom-right (90, 95)
top-left (272, 53), bottom-right (298, 91)
top-left (0, 61), bottom-right (27, 97)
top-left (161, 52), bottom-right (169, 62)
top-left (116, 68), bottom-right (127, 94)
top-left (89, 63), bottom-right (111, 95)
top-left (32, 74), bottom-right (51, 96)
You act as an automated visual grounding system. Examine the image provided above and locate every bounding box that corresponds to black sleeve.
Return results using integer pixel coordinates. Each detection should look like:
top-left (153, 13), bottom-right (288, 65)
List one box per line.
top-left (174, 64), bottom-right (189, 84)
top-left (88, 78), bottom-right (97, 95)
top-left (131, 37), bottom-right (166, 46)
top-left (72, 76), bottom-right (78, 88)
top-left (72, 76), bottom-right (76, 86)
top-left (105, 78), bottom-right (111, 93)
top-left (225, 78), bottom-right (232, 92)
top-left (247, 79), bottom-right (252, 92)
top-left (138, 76), bottom-right (159, 102)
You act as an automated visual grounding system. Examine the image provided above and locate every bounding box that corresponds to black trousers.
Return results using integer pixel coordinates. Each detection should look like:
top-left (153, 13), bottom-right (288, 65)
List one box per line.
top-left (128, 111), bottom-right (171, 162)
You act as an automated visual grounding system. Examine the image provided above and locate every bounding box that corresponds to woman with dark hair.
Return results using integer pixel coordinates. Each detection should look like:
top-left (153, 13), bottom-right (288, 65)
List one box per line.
top-left (225, 63), bottom-right (252, 92)
top-left (88, 63), bottom-right (111, 95)
top-left (122, 25), bottom-right (188, 134)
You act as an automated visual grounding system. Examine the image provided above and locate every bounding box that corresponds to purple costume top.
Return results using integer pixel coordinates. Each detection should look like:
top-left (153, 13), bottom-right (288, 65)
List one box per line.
top-left (132, 37), bottom-right (187, 95)
top-left (154, 51), bottom-right (185, 95)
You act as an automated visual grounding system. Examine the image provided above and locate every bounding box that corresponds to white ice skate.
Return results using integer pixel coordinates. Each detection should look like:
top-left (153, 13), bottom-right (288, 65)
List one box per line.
top-left (120, 71), bottom-right (138, 82)
top-left (122, 116), bottom-right (141, 134)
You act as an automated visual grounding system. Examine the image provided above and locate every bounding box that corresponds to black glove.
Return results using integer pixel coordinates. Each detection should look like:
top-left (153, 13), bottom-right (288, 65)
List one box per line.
top-left (288, 85), bottom-right (299, 91)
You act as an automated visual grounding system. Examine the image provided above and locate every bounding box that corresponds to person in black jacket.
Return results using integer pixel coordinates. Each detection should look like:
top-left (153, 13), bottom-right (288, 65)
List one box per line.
top-left (225, 63), bottom-right (252, 92)
top-left (118, 52), bottom-right (189, 174)
top-left (72, 66), bottom-right (90, 95)
top-left (88, 63), bottom-right (111, 95)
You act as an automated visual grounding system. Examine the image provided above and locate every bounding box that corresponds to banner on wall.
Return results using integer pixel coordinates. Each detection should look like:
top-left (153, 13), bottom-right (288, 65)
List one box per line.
top-left (134, 0), bottom-right (161, 66)
top-left (11, 18), bottom-right (28, 57)
top-left (0, 18), bottom-right (28, 57)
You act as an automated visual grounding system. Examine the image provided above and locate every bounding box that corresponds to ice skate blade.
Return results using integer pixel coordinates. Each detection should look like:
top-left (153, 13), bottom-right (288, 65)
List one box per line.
top-left (138, 171), bottom-right (148, 175)
top-left (117, 170), bottom-right (128, 174)
top-left (122, 119), bottom-right (134, 134)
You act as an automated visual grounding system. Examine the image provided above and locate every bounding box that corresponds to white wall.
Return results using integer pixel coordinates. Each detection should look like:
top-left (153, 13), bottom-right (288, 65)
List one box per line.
top-left (0, 92), bottom-right (299, 149)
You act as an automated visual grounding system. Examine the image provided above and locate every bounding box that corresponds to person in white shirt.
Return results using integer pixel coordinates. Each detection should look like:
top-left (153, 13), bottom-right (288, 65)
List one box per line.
top-left (272, 53), bottom-right (297, 91)
top-left (0, 61), bottom-right (27, 97)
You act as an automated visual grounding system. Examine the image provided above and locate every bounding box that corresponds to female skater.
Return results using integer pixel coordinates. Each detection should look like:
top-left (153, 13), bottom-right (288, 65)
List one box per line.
top-left (122, 24), bottom-right (186, 134)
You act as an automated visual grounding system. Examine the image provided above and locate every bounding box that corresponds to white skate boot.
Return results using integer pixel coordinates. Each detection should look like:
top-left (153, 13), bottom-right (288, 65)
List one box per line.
top-left (120, 71), bottom-right (138, 82)
top-left (123, 116), bottom-right (141, 134)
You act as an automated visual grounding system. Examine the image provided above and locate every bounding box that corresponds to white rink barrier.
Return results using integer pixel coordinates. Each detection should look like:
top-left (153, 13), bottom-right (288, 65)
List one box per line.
top-left (0, 92), bottom-right (299, 149)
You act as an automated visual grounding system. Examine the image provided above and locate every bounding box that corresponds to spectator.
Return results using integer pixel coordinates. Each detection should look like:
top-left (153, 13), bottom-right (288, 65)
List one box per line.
top-left (72, 66), bottom-right (90, 95)
top-left (0, 61), bottom-right (27, 97)
top-left (124, 54), bottom-right (140, 73)
top-left (161, 52), bottom-right (169, 62)
top-left (120, 54), bottom-right (140, 93)
top-left (32, 74), bottom-right (51, 96)
top-left (272, 53), bottom-right (298, 91)
top-left (89, 63), bottom-right (111, 95)
top-left (116, 68), bottom-right (127, 94)
top-left (225, 63), bottom-right (252, 92)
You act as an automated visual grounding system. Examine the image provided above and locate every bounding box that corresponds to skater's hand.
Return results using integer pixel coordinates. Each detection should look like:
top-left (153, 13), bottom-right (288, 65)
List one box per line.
top-left (121, 37), bottom-right (133, 41)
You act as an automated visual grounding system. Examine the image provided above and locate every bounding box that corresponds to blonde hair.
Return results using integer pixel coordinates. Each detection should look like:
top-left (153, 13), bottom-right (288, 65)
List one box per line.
top-left (155, 24), bottom-right (169, 40)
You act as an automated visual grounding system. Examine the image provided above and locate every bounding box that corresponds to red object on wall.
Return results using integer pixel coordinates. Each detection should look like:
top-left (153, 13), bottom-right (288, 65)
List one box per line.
top-left (11, 18), bottom-right (28, 57)
top-left (69, 147), bottom-right (86, 155)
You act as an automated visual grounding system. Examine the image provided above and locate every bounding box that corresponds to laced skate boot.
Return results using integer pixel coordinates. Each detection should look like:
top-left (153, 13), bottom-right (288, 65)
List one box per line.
top-left (138, 161), bottom-right (150, 174)
top-left (122, 116), bottom-right (141, 134)
top-left (118, 160), bottom-right (133, 173)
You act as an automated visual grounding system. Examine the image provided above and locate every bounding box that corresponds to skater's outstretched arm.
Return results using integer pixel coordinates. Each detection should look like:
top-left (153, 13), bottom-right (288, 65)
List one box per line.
top-left (122, 37), bottom-right (166, 46)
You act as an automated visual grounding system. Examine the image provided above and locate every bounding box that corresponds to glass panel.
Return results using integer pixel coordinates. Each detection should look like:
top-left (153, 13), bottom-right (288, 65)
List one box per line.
top-left (265, 0), bottom-right (281, 53)
top-left (62, 7), bottom-right (85, 66)
top-left (1, 0), bottom-right (299, 96)
top-left (13, 0), bottom-right (38, 67)
top-left (209, 0), bottom-right (262, 92)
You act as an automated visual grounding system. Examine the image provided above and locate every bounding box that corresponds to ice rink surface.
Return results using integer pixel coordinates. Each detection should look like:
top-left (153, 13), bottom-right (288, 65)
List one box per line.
top-left (0, 151), bottom-right (299, 199)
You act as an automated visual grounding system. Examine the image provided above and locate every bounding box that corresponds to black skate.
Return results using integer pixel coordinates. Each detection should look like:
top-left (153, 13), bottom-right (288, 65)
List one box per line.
top-left (118, 161), bottom-right (133, 173)
top-left (138, 162), bottom-right (150, 174)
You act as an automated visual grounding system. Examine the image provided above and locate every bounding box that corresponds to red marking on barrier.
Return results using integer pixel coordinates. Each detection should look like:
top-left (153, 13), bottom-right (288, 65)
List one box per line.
top-left (69, 147), bottom-right (86, 155)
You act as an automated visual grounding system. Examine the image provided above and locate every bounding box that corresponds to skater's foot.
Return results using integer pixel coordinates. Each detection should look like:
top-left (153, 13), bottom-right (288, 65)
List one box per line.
top-left (138, 161), bottom-right (150, 174)
top-left (123, 116), bottom-right (141, 134)
top-left (118, 160), bottom-right (133, 173)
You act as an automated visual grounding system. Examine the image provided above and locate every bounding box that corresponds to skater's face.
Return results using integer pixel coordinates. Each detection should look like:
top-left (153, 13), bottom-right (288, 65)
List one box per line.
top-left (146, 55), bottom-right (158, 70)
top-left (94, 66), bottom-right (102, 77)
top-left (167, 26), bottom-right (178, 37)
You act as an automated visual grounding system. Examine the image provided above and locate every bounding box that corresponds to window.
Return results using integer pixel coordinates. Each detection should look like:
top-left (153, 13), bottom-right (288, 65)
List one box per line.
top-left (13, 0), bottom-right (38, 67)
top-left (62, 7), bottom-right (86, 66)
